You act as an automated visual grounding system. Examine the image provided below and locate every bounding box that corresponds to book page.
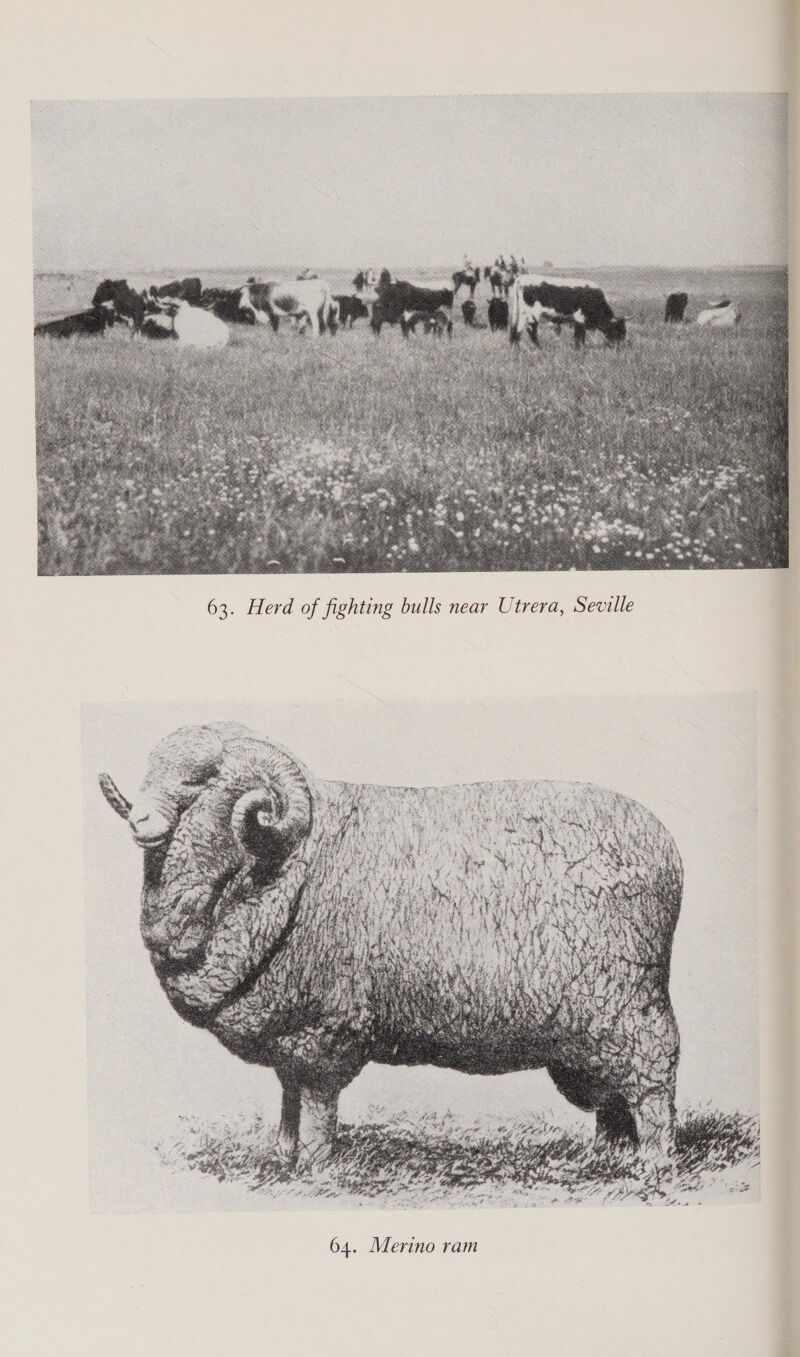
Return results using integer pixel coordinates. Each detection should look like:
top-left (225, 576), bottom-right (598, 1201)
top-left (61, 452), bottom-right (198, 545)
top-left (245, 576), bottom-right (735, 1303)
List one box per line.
top-left (2, 1), bottom-right (795, 1353)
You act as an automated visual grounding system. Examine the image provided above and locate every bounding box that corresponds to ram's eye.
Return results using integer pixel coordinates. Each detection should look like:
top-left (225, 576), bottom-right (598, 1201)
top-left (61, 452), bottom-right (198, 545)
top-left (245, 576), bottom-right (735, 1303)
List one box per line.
top-left (180, 760), bottom-right (218, 791)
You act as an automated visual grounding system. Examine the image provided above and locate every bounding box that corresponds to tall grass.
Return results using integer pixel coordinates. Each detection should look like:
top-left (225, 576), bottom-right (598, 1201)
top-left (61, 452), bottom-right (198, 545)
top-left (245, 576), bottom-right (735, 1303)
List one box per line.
top-left (36, 284), bottom-right (787, 574)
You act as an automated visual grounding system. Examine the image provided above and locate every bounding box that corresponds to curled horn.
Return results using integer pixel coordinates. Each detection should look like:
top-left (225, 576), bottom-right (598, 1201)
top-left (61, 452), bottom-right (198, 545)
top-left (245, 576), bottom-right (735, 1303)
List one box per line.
top-left (230, 744), bottom-right (312, 863)
top-left (99, 772), bottom-right (132, 819)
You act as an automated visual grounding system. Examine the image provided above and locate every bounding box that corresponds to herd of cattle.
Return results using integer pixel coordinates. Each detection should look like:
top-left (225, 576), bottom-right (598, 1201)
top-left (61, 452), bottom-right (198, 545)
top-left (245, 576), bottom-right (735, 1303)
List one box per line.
top-left (33, 263), bottom-right (742, 350)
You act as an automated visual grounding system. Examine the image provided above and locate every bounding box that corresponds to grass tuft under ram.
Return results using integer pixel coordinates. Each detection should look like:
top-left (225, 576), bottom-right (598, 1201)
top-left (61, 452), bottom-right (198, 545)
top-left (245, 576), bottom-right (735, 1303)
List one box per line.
top-left (154, 1106), bottom-right (759, 1208)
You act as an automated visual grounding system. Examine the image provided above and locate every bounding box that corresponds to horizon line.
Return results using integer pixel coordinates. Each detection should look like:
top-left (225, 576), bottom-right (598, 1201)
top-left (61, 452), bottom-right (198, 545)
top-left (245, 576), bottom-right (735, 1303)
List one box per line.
top-left (34, 260), bottom-right (789, 276)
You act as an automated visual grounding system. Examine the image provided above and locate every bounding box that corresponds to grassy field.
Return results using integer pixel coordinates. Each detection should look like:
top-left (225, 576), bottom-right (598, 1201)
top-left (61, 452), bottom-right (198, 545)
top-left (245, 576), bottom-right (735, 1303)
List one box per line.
top-left (35, 267), bottom-right (788, 574)
top-left (154, 1105), bottom-right (759, 1208)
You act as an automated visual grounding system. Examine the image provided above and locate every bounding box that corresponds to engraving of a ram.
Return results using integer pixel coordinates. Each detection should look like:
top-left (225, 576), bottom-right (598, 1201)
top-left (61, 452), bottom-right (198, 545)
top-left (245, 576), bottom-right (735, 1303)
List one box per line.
top-left (100, 721), bottom-right (682, 1173)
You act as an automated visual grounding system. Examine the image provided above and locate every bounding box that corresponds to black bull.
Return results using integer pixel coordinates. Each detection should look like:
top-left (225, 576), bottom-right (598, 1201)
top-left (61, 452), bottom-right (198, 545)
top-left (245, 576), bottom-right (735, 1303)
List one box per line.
top-left (200, 287), bottom-right (255, 323)
top-left (333, 294), bottom-right (370, 326)
top-left (34, 306), bottom-right (116, 338)
top-left (512, 281), bottom-right (626, 348)
top-left (371, 281), bottom-right (454, 336)
top-left (152, 277), bottom-right (203, 306)
top-left (664, 291), bottom-right (689, 323)
top-left (488, 297), bottom-right (509, 331)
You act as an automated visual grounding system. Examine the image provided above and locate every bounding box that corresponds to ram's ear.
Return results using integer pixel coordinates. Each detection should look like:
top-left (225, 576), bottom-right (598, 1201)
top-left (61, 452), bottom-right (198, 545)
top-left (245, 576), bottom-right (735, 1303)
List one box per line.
top-left (228, 741), bottom-right (312, 864)
top-left (231, 785), bottom-right (311, 863)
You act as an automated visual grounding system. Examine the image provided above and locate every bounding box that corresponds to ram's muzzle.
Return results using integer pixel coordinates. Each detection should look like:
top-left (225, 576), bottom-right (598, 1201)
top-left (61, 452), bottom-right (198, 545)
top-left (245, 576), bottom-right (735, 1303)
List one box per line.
top-left (98, 772), bottom-right (173, 848)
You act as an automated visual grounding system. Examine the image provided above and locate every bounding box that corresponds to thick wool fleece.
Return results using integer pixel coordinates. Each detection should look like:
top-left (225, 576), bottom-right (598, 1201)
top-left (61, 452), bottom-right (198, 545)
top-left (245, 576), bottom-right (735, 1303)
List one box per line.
top-left (104, 723), bottom-right (683, 1160)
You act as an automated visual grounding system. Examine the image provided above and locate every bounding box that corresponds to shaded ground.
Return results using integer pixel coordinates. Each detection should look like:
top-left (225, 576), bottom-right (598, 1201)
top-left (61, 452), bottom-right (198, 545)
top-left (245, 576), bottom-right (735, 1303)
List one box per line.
top-left (155, 1106), bottom-right (759, 1208)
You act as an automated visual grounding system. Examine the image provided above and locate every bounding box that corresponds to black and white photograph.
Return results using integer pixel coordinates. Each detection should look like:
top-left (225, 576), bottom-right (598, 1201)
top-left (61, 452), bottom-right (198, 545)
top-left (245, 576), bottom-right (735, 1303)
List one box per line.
top-left (34, 94), bottom-right (787, 576)
top-left (85, 694), bottom-right (759, 1212)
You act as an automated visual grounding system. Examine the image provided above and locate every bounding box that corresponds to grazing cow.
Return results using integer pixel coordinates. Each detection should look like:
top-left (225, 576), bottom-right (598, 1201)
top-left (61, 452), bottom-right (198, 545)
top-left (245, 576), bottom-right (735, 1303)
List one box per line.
top-left (34, 306), bottom-right (116, 338)
top-left (696, 300), bottom-right (740, 327)
top-left (371, 275), bottom-right (454, 336)
top-left (509, 275), bottom-right (626, 349)
top-left (488, 296), bottom-right (509, 331)
top-left (333, 293), bottom-right (371, 327)
top-left (200, 288), bottom-right (255, 323)
top-left (452, 267), bottom-right (480, 299)
top-left (461, 298), bottom-right (477, 326)
top-left (239, 279), bottom-right (335, 336)
top-left (401, 308), bottom-right (453, 338)
top-left (664, 291), bottom-right (689, 323)
top-left (91, 279), bottom-right (145, 330)
top-left (239, 281), bottom-right (315, 334)
top-left (153, 298), bottom-right (230, 348)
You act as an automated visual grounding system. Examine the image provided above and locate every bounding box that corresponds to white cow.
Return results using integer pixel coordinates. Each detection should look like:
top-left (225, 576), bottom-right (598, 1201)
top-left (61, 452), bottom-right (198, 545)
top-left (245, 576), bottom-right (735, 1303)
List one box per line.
top-left (239, 279), bottom-right (335, 336)
top-left (158, 299), bottom-right (230, 348)
top-left (696, 300), bottom-right (740, 327)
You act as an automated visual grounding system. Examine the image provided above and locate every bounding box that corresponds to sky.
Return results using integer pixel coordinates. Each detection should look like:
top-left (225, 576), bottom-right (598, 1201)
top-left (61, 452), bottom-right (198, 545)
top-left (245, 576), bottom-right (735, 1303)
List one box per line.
top-left (83, 693), bottom-right (757, 1212)
top-left (31, 94), bottom-right (787, 273)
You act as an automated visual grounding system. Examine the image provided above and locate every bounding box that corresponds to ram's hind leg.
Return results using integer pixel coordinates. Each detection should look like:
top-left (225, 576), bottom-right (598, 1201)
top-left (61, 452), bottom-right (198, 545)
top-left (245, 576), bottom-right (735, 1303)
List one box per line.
top-left (619, 1000), bottom-right (680, 1167)
top-left (548, 1063), bottom-right (637, 1154)
top-left (595, 1094), bottom-right (638, 1151)
top-left (632, 1089), bottom-right (676, 1164)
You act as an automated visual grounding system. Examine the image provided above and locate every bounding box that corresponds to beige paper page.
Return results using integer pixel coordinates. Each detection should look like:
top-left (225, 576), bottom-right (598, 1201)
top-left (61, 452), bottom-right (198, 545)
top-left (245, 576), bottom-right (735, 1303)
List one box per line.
top-left (3, 0), bottom-right (796, 1353)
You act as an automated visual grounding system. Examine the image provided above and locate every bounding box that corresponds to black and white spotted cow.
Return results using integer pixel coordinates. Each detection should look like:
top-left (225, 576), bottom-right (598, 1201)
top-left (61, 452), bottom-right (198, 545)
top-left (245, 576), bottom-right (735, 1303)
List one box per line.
top-left (509, 275), bottom-right (626, 349)
top-left (239, 279), bottom-right (336, 336)
top-left (91, 279), bottom-right (145, 330)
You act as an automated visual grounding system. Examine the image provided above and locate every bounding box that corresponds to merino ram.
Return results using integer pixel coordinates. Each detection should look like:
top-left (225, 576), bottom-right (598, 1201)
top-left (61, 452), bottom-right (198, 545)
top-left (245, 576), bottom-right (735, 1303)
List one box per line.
top-left (100, 722), bottom-right (683, 1172)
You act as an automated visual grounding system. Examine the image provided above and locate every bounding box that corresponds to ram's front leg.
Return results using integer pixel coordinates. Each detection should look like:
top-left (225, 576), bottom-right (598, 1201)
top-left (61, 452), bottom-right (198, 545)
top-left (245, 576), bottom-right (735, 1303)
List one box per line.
top-left (275, 1081), bottom-right (301, 1167)
top-left (295, 1083), bottom-right (341, 1172)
